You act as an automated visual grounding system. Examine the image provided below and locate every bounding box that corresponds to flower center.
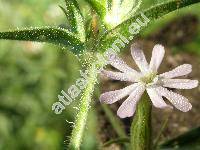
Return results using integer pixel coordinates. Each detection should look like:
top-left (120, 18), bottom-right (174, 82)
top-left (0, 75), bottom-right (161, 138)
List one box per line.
top-left (139, 72), bottom-right (157, 85)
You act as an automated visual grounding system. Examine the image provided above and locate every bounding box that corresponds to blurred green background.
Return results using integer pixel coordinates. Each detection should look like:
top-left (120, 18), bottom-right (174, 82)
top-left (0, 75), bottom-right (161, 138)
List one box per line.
top-left (0, 0), bottom-right (199, 150)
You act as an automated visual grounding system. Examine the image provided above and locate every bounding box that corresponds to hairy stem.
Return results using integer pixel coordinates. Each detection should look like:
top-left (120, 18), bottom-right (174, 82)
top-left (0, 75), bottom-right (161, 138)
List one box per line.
top-left (68, 64), bottom-right (98, 150)
top-left (130, 92), bottom-right (152, 150)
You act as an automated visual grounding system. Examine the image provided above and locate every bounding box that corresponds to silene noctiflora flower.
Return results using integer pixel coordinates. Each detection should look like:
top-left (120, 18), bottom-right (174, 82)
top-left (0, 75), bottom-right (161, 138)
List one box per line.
top-left (100, 43), bottom-right (199, 118)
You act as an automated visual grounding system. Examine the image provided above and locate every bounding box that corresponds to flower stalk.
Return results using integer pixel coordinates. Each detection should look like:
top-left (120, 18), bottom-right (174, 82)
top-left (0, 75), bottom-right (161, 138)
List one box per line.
top-left (130, 92), bottom-right (152, 150)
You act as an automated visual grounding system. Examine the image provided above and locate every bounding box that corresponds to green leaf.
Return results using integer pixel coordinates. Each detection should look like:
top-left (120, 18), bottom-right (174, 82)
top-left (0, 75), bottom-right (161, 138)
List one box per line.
top-left (0, 27), bottom-right (85, 54)
top-left (60, 0), bottom-right (85, 42)
top-left (97, 0), bottom-right (200, 53)
top-left (103, 137), bottom-right (130, 147)
top-left (84, 0), bottom-right (107, 19)
top-left (159, 127), bottom-right (200, 150)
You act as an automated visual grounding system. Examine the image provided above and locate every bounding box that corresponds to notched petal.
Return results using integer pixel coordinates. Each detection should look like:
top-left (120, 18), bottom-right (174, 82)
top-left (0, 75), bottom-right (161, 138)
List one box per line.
top-left (101, 70), bottom-right (138, 82)
top-left (107, 53), bottom-right (138, 74)
top-left (162, 79), bottom-right (199, 89)
top-left (147, 87), bottom-right (172, 109)
top-left (160, 64), bottom-right (192, 79)
top-left (131, 43), bottom-right (149, 73)
top-left (156, 87), bottom-right (192, 112)
top-left (117, 84), bottom-right (145, 118)
top-left (149, 44), bottom-right (165, 72)
top-left (99, 84), bottom-right (138, 104)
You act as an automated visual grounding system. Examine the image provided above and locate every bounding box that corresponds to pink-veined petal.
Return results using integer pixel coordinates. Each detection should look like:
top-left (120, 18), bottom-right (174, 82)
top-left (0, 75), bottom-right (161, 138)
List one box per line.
top-left (162, 79), bottom-right (199, 89)
top-left (156, 87), bottom-right (192, 112)
top-left (107, 53), bottom-right (139, 75)
top-left (117, 84), bottom-right (145, 118)
top-left (149, 44), bottom-right (165, 72)
top-left (131, 43), bottom-right (149, 73)
top-left (159, 64), bottom-right (192, 79)
top-left (101, 70), bottom-right (139, 82)
top-left (147, 87), bottom-right (172, 109)
top-left (100, 83), bottom-right (139, 104)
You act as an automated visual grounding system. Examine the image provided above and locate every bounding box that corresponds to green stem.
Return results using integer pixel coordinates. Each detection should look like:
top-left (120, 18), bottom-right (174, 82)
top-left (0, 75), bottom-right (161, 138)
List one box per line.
top-left (68, 64), bottom-right (98, 150)
top-left (130, 92), bottom-right (152, 150)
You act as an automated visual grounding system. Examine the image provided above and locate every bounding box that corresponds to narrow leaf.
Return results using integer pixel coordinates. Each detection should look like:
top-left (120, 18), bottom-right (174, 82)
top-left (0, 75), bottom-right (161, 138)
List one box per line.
top-left (159, 126), bottom-right (200, 149)
top-left (0, 27), bottom-right (85, 54)
top-left (61, 0), bottom-right (85, 42)
top-left (103, 137), bottom-right (130, 147)
top-left (84, 0), bottom-right (107, 19)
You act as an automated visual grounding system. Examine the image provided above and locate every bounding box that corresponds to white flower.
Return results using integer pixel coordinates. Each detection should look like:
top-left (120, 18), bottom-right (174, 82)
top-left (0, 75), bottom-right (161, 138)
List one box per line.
top-left (100, 43), bottom-right (199, 118)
